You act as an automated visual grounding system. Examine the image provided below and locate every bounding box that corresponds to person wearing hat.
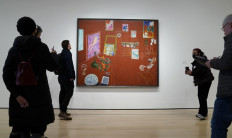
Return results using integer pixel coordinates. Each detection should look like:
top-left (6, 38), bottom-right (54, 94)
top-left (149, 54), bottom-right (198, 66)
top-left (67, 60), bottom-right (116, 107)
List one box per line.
top-left (2, 17), bottom-right (57, 138)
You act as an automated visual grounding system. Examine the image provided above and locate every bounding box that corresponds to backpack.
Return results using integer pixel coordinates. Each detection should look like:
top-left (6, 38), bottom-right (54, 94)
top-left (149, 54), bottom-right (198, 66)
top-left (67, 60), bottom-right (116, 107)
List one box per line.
top-left (16, 49), bottom-right (38, 86)
top-left (51, 53), bottom-right (64, 75)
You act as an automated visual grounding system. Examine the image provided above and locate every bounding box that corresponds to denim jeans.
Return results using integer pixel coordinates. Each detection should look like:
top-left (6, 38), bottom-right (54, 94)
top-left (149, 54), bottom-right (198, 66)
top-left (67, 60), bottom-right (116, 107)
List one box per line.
top-left (211, 96), bottom-right (232, 138)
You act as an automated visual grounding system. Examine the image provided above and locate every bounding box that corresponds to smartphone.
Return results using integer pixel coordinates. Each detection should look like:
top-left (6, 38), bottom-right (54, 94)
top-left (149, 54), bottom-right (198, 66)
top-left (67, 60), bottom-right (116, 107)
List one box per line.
top-left (51, 46), bottom-right (56, 53)
top-left (185, 67), bottom-right (189, 73)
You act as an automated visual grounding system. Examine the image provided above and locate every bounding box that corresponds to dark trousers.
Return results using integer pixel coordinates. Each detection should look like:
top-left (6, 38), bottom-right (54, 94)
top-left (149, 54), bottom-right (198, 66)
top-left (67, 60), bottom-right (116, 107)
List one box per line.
top-left (198, 81), bottom-right (212, 116)
top-left (58, 77), bottom-right (74, 112)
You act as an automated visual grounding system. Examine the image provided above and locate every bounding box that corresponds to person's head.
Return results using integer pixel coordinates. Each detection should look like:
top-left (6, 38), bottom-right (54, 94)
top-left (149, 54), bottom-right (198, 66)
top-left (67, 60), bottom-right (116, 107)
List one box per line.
top-left (222, 14), bottom-right (232, 36)
top-left (193, 48), bottom-right (204, 56)
top-left (61, 40), bottom-right (71, 50)
top-left (35, 25), bottom-right (42, 38)
top-left (16, 16), bottom-right (36, 36)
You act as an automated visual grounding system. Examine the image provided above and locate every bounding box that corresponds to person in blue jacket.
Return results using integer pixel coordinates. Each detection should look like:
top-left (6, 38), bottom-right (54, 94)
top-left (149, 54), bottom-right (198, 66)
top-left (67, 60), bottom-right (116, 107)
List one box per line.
top-left (58, 40), bottom-right (75, 120)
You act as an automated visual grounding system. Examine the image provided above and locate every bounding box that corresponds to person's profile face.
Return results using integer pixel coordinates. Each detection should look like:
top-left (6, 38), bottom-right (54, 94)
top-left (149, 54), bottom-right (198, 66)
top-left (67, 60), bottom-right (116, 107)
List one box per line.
top-left (32, 28), bottom-right (37, 36)
top-left (68, 43), bottom-right (71, 50)
top-left (37, 32), bottom-right (41, 38)
top-left (222, 22), bottom-right (232, 36)
top-left (192, 50), bottom-right (198, 56)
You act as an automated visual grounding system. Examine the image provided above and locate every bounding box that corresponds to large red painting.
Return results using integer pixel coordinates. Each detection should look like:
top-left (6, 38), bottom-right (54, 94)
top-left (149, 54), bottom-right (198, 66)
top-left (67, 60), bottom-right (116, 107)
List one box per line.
top-left (77, 19), bottom-right (159, 86)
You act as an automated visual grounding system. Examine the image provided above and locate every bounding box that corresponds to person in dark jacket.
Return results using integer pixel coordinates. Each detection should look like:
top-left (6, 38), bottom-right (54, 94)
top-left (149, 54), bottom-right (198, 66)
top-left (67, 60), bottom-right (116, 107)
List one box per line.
top-left (58, 40), bottom-right (75, 120)
top-left (205, 14), bottom-right (232, 138)
top-left (186, 48), bottom-right (214, 120)
top-left (2, 17), bottom-right (57, 138)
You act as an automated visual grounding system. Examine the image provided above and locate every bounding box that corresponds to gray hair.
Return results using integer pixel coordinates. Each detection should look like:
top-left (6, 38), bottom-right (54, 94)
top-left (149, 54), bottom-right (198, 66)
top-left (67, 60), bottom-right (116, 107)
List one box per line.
top-left (223, 14), bottom-right (232, 26)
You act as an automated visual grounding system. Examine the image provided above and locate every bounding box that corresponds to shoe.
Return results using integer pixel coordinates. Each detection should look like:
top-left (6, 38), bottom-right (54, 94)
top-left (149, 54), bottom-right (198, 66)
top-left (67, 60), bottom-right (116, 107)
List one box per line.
top-left (58, 112), bottom-right (72, 120)
top-left (9, 132), bottom-right (21, 138)
top-left (21, 132), bottom-right (31, 138)
top-left (10, 132), bottom-right (31, 138)
top-left (65, 112), bottom-right (71, 116)
top-left (196, 114), bottom-right (206, 120)
top-left (31, 133), bottom-right (47, 138)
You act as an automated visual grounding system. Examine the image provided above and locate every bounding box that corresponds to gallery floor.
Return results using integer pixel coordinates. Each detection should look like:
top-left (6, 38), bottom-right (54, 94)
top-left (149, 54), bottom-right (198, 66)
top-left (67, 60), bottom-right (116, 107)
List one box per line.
top-left (1, 109), bottom-right (232, 138)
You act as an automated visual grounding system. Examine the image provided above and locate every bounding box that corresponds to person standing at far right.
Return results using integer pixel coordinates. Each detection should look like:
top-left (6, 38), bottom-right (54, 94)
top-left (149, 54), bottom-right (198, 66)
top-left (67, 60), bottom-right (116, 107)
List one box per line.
top-left (205, 14), bottom-right (232, 138)
top-left (58, 40), bottom-right (75, 120)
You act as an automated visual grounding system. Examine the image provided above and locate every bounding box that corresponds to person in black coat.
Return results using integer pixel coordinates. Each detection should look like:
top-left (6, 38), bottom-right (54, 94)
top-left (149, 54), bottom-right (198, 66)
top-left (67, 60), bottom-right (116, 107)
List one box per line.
top-left (57, 40), bottom-right (75, 120)
top-left (186, 48), bottom-right (214, 120)
top-left (2, 17), bottom-right (57, 138)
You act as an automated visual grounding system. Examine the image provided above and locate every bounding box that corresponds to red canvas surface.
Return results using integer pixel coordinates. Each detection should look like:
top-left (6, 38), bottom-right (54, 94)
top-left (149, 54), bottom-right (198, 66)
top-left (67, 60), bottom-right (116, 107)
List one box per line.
top-left (77, 19), bottom-right (158, 86)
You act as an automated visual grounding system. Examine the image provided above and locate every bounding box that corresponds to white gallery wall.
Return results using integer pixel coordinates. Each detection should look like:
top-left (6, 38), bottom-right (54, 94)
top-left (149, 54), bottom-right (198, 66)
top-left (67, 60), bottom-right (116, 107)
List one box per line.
top-left (0, 0), bottom-right (232, 109)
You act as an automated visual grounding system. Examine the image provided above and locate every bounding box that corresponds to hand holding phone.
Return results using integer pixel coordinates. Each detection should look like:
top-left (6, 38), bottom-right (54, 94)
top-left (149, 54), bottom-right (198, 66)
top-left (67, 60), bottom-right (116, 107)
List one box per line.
top-left (51, 46), bottom-right (56, 53)
top-left (185, 67), bottom-right (190, 74)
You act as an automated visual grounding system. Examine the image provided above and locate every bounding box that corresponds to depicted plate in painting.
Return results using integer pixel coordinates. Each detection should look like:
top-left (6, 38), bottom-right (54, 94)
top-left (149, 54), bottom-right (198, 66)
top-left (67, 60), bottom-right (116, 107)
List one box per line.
top-left (84, 74), bottom-right (98, 85)
top-left (117, 33), bottom-right (121, 38)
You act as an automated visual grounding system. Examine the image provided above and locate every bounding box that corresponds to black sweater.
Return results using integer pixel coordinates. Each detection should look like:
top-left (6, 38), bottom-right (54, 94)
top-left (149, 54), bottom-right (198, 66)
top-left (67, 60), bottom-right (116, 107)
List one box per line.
top-left (191, 58), bottom-right (214, 86)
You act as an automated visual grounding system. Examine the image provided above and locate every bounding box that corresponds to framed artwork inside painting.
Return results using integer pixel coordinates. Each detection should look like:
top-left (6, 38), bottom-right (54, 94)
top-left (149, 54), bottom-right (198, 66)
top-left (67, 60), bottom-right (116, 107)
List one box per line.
top-left (77, 18), bottom-right (159, 87)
